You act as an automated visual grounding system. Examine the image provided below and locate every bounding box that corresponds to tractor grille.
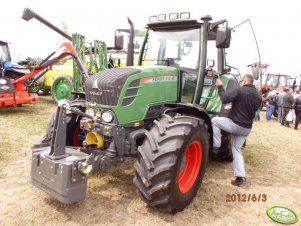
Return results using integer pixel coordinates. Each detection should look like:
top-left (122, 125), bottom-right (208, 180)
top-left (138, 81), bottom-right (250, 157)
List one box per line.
top-left (85, 68), bottom-right (141, 106)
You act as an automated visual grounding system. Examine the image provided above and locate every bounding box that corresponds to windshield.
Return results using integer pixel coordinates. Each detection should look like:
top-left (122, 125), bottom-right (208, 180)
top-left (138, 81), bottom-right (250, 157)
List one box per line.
top-left (265, 74), bottom-right (290, 87)
top-left (0, 43), bottom-right (10, 62)
top-left (141, 28), bottom-right (200, 70)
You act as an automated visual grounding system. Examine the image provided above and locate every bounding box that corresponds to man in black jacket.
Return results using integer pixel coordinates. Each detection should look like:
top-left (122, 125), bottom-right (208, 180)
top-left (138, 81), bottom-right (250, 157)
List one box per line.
top-left (282, 88), bottom-right (294, 127)
top-left (212, 74), bottom-right (261, 186)
top-left (293, 90), bottom-right (301, 129)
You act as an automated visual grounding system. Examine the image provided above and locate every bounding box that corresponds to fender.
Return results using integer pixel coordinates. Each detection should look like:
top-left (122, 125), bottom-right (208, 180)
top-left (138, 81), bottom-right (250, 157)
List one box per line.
top-left (164, 103), bottom-right (213, 150)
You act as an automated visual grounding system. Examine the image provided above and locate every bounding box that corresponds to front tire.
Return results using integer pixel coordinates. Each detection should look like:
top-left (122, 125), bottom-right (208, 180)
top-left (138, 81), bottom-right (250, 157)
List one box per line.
top-left (46, 100), bottom-right (85, 146)
top-left (133, 114), bottom-right (209, 213)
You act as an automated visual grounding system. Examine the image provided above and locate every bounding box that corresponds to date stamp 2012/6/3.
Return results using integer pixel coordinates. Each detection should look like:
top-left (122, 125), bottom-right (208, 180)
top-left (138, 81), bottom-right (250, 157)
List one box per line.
top-left (226, 194), bottom-right (267, 202)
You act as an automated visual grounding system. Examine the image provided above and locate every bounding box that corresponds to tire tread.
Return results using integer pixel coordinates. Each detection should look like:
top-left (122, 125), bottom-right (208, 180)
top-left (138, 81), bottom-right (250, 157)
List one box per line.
top-left (134, 114), bottom-right (209, 213)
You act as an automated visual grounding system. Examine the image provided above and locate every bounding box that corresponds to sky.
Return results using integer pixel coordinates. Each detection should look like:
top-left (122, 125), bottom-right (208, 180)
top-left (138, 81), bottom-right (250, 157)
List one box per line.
top-left (1, 0), bottom-right (301, 77)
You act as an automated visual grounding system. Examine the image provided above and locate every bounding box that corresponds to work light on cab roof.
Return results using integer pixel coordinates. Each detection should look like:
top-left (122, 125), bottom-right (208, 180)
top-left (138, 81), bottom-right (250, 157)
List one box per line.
top-left (149, 12), bottom-right (190, 22)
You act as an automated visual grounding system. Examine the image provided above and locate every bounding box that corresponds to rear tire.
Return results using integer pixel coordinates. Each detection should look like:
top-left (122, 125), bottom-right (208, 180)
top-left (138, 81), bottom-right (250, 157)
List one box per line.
top-left (209, 131), bottom-right (233, 162)
top-left (133, 114), bottom-right (209, 213)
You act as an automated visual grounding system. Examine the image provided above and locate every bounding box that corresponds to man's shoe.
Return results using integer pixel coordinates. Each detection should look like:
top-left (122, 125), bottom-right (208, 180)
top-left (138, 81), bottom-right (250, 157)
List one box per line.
top-left (231, 177), bottom-right (246, 186)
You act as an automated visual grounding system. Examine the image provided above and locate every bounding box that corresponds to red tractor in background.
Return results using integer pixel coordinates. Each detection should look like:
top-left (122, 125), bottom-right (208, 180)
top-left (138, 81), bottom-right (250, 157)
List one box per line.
top-left (261, 73), bottom-right (291, 94)
top-left (0, 41), bottom-right (87, 107)
top-left (259, 73), bottom-right (292, 117)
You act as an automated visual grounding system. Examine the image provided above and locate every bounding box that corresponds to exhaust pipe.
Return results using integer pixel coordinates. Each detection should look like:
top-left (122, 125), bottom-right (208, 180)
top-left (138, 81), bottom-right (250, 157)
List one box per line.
top-left (22, 8), bottom-right (72, 41)
top-left (126, 17), bottom-right (134, 66)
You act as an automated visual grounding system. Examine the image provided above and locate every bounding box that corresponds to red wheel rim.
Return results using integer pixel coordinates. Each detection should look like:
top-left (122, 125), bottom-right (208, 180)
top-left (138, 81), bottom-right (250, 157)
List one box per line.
top-left (73, 122), bottom-right (83, 147)
top-left (178, 141), bottom-right (202, 194)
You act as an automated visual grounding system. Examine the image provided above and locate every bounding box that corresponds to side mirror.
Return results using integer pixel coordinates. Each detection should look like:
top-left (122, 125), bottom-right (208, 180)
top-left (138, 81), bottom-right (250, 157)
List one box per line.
top-left (216, 27), bottom-right (231, 48)
top-left (114, 34), bottom-right (124, 50)
top-left (250, 62), bottom-right (261, 80)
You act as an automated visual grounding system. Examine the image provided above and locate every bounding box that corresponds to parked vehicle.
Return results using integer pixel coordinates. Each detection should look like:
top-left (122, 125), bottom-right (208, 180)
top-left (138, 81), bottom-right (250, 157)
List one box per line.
top-left (31, 13), bottom-right (260, 213)
top-left (0, 42), bottom-right (87, 107)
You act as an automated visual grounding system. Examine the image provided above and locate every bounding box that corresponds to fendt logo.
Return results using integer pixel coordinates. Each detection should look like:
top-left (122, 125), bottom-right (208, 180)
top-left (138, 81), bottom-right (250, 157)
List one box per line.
top-left (89, 90), bottom-right (103, 96)
top-left (90, 79), bottom-right (103, 96)
top-left (41, 175), bottom-right (52, 185)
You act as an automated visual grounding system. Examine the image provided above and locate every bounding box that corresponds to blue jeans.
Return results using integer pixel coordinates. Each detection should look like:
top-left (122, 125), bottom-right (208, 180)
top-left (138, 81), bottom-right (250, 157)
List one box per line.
top-left (254, 103), bottom-right (262, 121)
top-left (212, 117), bottom-right (251, 177)
top-left (278, 106), bottom-right (284, 123)
top-left (266, 104), bottom-right (275, 121)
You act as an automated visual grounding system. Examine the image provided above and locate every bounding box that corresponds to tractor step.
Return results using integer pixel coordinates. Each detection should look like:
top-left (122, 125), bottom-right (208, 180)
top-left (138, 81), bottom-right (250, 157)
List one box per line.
top-left (31, 146), bottom-right (90, 204)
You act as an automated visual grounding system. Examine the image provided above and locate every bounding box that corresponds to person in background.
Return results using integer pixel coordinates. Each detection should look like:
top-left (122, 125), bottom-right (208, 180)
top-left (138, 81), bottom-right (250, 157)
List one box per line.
top-left (211, 74), bottom-right (261, 186)
top-left (254, 102), bottom-right (262, 121)
top-left (293, 89), bottom-right (301, 129)
top-left (266, 94), bottom-right (276, 121)
top-left (282, 88), bottom-right (294, 127)
top-left (277, 87), bottom-right (286, 124)
top-left (292, 89), bottom-right (301, 125)
top-left (254, 85), bottom-right (262, 121)
top-left (292, 74), bottom-right (301, 92)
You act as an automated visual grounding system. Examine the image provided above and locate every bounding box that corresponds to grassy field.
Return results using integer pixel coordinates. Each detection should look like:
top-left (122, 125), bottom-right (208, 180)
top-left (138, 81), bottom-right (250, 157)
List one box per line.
top-left (0, 96), bottom-right (56, 165)
top-left (0, 96), bottom-right (300, 226)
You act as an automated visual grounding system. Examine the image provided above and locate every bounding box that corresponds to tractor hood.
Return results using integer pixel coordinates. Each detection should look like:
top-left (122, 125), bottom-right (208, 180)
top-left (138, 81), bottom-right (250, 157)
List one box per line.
top-left (85, 66), bottom-right (178, 107)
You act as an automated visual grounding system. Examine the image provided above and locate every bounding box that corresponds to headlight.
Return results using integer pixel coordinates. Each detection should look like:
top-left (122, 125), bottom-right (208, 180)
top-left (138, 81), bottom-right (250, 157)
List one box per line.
top-left (85, 108), bottom-right (94, 117)
top-left (102, 111), bottom-right (113, 123)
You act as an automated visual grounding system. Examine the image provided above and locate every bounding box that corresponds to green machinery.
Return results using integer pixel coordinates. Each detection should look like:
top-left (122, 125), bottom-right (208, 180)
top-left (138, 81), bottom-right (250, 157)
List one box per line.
top-left (22, 8), bottom-right (108, 102)
top-left (31, 13), bottom-right (260, 213)
top-left (51, 33), bottom-right (108, 102)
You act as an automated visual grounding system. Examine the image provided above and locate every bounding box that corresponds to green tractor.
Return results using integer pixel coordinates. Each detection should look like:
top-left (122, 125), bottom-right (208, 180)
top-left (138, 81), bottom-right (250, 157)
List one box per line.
top-left (31, 13), bottom-right (260, 213)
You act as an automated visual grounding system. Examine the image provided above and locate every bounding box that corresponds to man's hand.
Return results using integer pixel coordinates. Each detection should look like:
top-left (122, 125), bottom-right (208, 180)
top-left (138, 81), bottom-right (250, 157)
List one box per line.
top-left (215, 78), bottom-right (223, 87)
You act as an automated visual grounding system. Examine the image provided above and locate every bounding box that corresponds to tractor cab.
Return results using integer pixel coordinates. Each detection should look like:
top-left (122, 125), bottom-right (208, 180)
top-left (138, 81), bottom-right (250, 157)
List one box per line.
top-left (0, 40), bottom-right (31, 80)
top-left (137, 13), bottom-right (260, 115)
top-left (138, 14), bottom-right (235, 115)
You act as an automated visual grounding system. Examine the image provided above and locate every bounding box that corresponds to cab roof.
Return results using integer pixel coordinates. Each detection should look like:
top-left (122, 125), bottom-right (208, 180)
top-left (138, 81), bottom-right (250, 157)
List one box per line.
top-left (147, 19), bottom-right (202, 30)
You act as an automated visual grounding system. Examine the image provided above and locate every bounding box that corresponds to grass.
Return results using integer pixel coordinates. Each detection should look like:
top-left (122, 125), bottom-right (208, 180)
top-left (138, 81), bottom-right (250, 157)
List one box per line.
top-left (1, 95), bottom-right (301, 226)
top-left (0, 152), bottom-right (5, 161)
top-left (0, 96), bottom-right (56, 163)
top-left (91, 158), bottom-right (135, 186)
top-left (107, 176), bottom-right (121, 185)
top-left (244, 150), bottom-right (259, 167)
